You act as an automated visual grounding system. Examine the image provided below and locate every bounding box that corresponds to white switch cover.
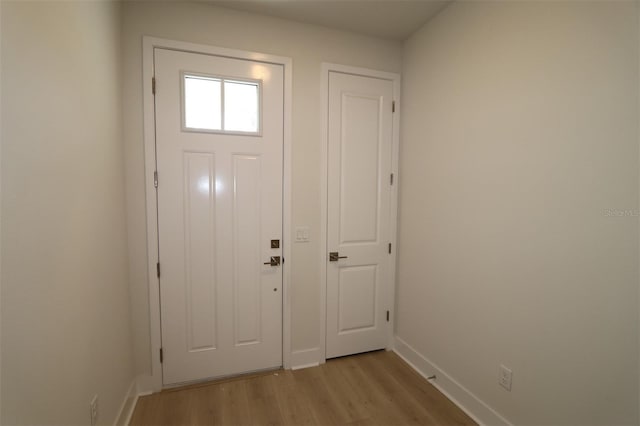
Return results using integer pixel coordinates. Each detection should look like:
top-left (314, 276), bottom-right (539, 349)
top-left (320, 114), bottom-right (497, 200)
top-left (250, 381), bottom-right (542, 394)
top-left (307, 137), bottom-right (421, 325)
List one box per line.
top-left (90, 395), bottom-right (99, 426)
top-left (499, 365), bottom-right (513, 391)
top-left (295, 226), bottom-right (310, 242)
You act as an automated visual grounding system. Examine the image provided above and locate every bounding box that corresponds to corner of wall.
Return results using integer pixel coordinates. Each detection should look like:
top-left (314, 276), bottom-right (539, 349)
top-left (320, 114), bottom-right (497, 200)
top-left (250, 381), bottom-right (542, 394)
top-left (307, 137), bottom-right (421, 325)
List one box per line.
top-left (135, 373), bottom-right (159, 396)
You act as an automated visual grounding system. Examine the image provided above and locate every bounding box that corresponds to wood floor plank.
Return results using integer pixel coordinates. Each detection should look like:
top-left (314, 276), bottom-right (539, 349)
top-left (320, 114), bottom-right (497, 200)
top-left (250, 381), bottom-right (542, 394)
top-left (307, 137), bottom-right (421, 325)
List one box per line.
top-left (271, 370), bottom-right (316, 426)
top-left (129, 395), bottom-right (156, 426)
top-left (217, 379), bottom-right (251, 425)
top-left (129, 351), bottom-right (478, 426)
top-left (187, 386), bottom-right (219, 425)
top-left (379, 351), bottom-right (476, 425)
top-left (356, 352), bottom-right (440, 425)
top-left (319, 359), bottom-right (371, 423)
top-left (293, 363), bottom-right (352, 425)
top-left (152, 389), bottom-right (193, 426)
top-left (338, 355), bottom-right (403, 425)
top-left (245, 374), bottom-right (284, 426)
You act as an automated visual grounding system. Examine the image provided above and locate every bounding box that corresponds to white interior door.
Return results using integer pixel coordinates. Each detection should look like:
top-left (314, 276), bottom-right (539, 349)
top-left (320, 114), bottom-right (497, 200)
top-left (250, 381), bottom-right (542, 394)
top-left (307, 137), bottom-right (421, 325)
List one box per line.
top-left (154, 48), bottom-right (284, 385)
top-left (326, 71), bottom-right (395, 359)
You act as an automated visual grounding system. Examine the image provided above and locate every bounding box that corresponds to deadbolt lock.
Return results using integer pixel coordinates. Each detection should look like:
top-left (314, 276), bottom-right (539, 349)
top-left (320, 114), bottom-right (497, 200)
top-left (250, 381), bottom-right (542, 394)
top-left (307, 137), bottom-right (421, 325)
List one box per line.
top-left (271, 239), bottom-right (280, 249)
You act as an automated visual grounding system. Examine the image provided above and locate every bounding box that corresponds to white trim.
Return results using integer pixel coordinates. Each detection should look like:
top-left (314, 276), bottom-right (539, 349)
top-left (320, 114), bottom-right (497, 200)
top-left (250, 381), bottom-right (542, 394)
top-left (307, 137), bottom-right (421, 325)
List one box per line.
top-left (322, 62), bottom-right (401, 82)
top-left (114, 379), bottom-right (139, 426)
top-left (142, 36), bottom-right (161, 393)
top-left (394, 336), bottom-right (512, 426)
top-left (290, 347), bottom-right (322, 369)
top-left (142, 36), bottom-right (293, 390)
top-left (637, 4), bottom-right (640, 423)
top-left (637, 2), bottom-right (640, 422)
top-left (388, 68), bottom-right (401, 351)
top-left (291, 362), bottom-right (320, 371)
top-left (282, 54), bottom-right (293, 370)
top-left (0, 0), bottom-right (3, 420)
top-left (319, 62), bottom-right (401, 363)
top-left (319, 64), bottom-right (329, 364)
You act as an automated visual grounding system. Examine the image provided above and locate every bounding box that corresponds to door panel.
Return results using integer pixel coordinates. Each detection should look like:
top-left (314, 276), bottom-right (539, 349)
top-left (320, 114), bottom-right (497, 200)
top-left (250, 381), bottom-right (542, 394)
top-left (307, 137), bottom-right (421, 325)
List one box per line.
top-left (155, 48), bottom-right (283, 385)
top-left (326, 71), bottom-right (394, 359)
top-left (183, 152), bottom-right (217, 352)
top-left (233, 154), bottom-right (262, 345)
top-left (340, 93), bottom-right (381, 244)
top-left (339, 265), bottom-right (378, 332)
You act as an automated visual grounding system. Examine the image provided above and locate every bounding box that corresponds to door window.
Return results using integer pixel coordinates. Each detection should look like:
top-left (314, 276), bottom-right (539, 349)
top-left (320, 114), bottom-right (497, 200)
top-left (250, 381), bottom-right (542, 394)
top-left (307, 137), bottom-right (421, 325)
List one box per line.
top-left (182, 73), bottom-right (261, 134)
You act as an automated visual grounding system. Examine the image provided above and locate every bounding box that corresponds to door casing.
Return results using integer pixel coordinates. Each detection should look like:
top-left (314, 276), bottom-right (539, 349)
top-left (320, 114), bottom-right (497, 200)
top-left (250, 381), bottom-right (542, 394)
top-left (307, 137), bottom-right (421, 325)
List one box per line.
top-left (141, 37), bottom-right (293, 392)
top-left (320, 63), bottom-right (401, 364)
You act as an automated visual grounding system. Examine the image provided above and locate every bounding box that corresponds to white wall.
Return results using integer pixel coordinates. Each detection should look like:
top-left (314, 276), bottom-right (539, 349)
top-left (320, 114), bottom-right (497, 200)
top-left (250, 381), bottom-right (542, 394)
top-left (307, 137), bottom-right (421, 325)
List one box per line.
top-left (397, 1), bottom-right (639, 424)
top-left (122, 1), bottom-right (402, 377)
top-left (1, 1), bottom-right (135, 424)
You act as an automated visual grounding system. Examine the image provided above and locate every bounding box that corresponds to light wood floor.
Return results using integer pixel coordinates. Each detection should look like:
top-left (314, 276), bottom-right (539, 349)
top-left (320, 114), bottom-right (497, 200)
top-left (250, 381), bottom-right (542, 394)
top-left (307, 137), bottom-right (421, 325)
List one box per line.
top-left (130, 350), bottom-right (476, 425)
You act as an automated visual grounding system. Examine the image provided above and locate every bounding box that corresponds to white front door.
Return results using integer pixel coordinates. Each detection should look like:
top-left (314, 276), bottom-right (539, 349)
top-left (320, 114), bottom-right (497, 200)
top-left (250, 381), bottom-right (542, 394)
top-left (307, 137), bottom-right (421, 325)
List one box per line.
top-left (154, 48), bottom-right (284, 385)
top-left (326, 71), bottom-right (395, 359)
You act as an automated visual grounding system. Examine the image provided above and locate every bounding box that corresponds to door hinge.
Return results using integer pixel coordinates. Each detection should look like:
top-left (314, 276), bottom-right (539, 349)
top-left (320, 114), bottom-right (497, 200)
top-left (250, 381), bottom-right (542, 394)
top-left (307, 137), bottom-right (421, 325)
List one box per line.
top-left (159, 348), bottom-right (163, 363)
top-left (392, 101), bottom-right (396, 113)
top-left (390, 173), bottom-right (394, 185)
top-left (152, 77), bottom-right (156, 95)
top-left (388, 243), bottom-right (392, 254)
top-left (156, 262), bottom-right (160, 278)
top-left (153, 171), bottom-right (158, 188)
top-left (386, 310), bottom-right (390, 322)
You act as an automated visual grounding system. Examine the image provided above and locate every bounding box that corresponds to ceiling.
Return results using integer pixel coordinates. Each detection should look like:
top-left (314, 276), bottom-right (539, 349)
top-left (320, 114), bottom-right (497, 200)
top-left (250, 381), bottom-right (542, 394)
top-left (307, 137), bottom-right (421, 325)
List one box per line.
top-left (206, 0), bottom-right (451, 41)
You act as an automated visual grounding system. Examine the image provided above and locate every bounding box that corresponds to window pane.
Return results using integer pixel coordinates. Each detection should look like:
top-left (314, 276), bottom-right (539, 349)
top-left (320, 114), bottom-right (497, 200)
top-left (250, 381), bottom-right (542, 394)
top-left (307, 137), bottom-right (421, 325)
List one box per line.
top-left (224, 80), bottom-right (259, 132)
top-left (184, 75), bottom-right (221, 130)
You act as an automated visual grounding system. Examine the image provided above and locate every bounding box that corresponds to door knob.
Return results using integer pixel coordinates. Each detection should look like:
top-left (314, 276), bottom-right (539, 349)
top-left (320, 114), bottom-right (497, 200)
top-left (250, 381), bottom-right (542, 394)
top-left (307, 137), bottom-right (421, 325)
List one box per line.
top-left (263, 256), bottom-right (281, 266)
top-left (329, 252), bottom-right (348, 262)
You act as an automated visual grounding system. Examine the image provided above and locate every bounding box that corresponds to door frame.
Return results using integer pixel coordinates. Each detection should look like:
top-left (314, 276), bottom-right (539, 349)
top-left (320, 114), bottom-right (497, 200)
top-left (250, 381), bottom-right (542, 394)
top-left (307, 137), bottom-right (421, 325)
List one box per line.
top-left (319, 63), bottom-right (401, 363)
top-left (142, 37), bottom-right (293, 392)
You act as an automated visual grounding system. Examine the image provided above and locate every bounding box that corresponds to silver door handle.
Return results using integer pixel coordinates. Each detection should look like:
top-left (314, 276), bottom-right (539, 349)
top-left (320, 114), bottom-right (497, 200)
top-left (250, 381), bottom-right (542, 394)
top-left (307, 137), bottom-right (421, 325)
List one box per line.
top-left (329, 252), bottom-right (348, 262)
top-left (263, 256), bottom-right (281, 266)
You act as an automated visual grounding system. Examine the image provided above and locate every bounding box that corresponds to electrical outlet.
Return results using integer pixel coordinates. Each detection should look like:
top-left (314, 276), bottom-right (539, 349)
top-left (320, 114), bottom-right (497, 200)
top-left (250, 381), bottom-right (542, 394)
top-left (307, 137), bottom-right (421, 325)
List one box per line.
top-left (90, 395), bottom-right (99, 426)
top-left (499, 365), bottom-right (513, 391)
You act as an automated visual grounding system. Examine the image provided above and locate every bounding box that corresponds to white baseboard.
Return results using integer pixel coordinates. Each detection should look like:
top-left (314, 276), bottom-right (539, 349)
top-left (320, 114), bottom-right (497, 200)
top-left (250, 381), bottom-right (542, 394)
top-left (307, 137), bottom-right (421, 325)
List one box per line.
top-left (394, 336), bottom-right (512, 426)
top-left (114, 378), bottom-right (139, 426)
top-left (290, 347), bottom-right (322, 370)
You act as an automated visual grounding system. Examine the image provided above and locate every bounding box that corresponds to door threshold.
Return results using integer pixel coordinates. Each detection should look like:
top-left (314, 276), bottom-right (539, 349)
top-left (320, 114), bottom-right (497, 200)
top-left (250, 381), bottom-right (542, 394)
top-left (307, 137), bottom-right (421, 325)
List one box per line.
top-left (326, 348), bottom-right (386, 362)
top-left (161, 366), bottom-right (283, 393)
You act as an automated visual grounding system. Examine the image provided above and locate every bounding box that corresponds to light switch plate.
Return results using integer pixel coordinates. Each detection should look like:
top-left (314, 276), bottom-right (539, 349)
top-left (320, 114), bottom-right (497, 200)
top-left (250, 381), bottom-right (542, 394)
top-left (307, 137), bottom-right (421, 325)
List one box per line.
top-left (295, 226), bottom-right (310, 242)
top-left (499, 365), bottom-right (512, 391)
